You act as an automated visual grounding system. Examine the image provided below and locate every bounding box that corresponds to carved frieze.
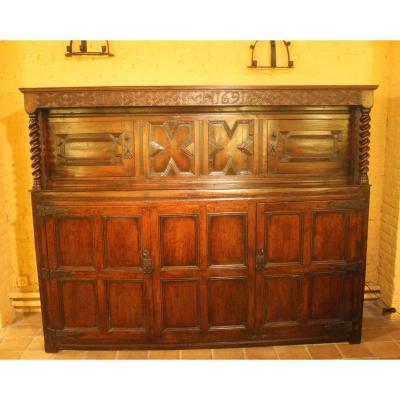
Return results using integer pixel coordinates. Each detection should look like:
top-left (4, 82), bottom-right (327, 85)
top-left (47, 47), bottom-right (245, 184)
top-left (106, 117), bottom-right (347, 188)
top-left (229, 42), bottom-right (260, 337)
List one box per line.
top-left (21, 86), bottom-right (377, 112)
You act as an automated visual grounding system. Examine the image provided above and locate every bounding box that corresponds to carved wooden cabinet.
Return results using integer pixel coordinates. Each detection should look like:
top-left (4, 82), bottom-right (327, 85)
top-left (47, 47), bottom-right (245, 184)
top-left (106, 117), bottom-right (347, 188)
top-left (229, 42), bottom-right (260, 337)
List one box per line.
top-left (21, 85), bottom-right (376, 352)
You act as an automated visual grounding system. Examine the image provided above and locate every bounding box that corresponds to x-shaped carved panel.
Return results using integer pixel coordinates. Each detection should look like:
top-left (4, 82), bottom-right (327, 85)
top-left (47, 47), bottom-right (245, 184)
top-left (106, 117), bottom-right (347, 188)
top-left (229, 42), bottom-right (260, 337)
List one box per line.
top-left (148, 120), bottom-right (195, 176)
top-left (208, 120), bottom-right (255, 175)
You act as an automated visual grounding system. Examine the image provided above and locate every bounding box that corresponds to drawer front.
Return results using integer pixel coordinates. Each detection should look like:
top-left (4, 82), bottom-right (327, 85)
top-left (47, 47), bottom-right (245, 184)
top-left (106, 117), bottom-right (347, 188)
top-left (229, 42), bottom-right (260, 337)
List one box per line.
top-left (48, 116), bottom-right (136, 178)
top-left (267, 118), bottom-right (350, 177)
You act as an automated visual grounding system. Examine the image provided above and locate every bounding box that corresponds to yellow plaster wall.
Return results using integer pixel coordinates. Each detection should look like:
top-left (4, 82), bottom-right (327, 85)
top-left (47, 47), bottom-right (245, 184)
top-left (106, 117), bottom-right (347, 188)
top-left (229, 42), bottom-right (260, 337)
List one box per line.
top-left (379, 41), bottom-right (400, 312)
top-left (0, 40), bottom-right (393, 325)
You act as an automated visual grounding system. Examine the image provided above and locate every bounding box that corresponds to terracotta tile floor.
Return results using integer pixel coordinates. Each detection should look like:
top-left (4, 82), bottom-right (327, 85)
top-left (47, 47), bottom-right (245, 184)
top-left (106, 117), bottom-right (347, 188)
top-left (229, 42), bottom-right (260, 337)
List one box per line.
top-left (0, 301), bottom-right (399, 360)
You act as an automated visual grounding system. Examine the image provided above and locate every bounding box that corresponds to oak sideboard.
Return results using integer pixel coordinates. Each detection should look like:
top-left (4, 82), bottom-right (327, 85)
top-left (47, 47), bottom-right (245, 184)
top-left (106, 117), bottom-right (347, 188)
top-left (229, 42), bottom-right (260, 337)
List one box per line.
top-left (20, 85), bottom-right (376, 352)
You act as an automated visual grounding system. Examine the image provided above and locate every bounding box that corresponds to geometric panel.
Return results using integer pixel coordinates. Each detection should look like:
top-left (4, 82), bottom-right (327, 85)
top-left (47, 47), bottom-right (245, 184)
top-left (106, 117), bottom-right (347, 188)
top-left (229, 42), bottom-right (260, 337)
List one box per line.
top-left (208, 277), bottom-right (247, 327)
top-left (266, 213), bottom-right (302, 264)
top-left (309, 273), bottom-right (342, 320)
top-left (61, 280), bottom-right (98, 328)
top-left (267, 119), bottom-right (349, 177)
top-left (56, 217), bottom-right (94, 267)
top-left (162, 280), bottom-right (200, 330)
top-left (312, 212), bottom-right (346, 262)
top-left (104, 217), bottom-right (141, 268)
top-left (160, 216), bottom-right (198, 267)
top-left (148, 120), bottom-right (195, 176)
top-left (108, 281), bottom-right (145, 329)
top-left (209, 214), bottom-right (247, 266)
top-left (208, 120), bottom-right (255, 176)
top-left (263, 275), bottom-right (301, 324)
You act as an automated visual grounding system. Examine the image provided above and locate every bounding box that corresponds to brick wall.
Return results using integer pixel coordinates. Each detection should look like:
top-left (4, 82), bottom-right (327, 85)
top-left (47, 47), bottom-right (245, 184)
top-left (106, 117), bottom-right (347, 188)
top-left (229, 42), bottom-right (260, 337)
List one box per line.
top-left (379, 41), bottom-right (400, 311)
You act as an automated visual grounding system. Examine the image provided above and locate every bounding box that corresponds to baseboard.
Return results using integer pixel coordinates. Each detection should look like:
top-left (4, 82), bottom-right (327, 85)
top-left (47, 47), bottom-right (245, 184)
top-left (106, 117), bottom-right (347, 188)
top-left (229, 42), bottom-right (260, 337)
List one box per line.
top-left (9, 291), bottom-right (41, 311)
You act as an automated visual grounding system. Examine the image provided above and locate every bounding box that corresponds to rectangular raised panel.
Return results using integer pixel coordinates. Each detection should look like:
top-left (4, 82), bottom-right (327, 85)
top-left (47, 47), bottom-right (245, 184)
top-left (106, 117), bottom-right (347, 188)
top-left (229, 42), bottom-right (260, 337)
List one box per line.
top-left (208, 214), bottom-right (247, 267)
top-left (208, 277), bottom-right (247, 328)
top-left (266, 213), bottom-right (302, 264)
top-left (160, 216), bottom-right (198, 268)
top-left (309, 273), bottom-right (343, 321)
top-left (267, 119), bottom-right (349, 176)
top-left (312, 212), bottom-right (346, 262)
top-left (107, 281), bottom-right (145, 329)
top-left (56, 133), bottom-right (126, 166)
top-left (48, 117), bottom-right (134, 178)
top-left (104, 217), bottom-right (141, 268)
top-left (56, 217), bottom-right (94, 268)
top-left (148, 120), bottom-right (195, 176)
top-left (207, 119), bottom-right (255, 175)
top-left (162, 280), bottom-right (200, 330)
top-left (262, 276), bottom-right (301, 324)
top-left (347, 212), bottom-right (363, 261)
top-left (61, 280), bottom-right (98, 328)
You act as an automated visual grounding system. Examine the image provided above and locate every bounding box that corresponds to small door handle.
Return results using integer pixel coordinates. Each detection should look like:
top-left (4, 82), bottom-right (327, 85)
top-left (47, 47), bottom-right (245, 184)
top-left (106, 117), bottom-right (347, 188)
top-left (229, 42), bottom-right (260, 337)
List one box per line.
top-left (142, 249), bottom-right (152, 274)
top-left (256, 248), bottom-right (265, 271)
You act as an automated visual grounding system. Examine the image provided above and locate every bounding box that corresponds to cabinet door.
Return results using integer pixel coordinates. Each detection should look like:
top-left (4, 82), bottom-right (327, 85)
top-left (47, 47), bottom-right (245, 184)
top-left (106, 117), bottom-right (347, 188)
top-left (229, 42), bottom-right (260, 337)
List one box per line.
top-left (150, 201), bottom-right (256, 343)
top-left (37, 204), bottom-right (153, 344)
top-left (255, 200), bottom-right (365, 336)
top-left (255, 202), bottom-right (306, 334)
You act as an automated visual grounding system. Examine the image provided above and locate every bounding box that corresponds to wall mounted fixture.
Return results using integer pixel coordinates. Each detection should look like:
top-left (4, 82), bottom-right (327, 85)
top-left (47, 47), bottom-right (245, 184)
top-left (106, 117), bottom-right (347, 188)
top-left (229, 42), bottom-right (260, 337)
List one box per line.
top-left (65, 40), bottom-right (114, 57)
top-left (248, 40), bottom-right (293, 69)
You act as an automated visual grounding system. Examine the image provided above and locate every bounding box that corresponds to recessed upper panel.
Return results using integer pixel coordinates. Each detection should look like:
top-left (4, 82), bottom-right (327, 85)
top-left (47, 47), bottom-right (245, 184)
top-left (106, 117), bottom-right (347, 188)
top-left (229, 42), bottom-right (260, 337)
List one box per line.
top-left (48, 117), bottom-right (135, 179)
top-left (43, 110), bottom-right (354, 189)
top-left (207, 119), bottom-right (255, 176)
top-left (267, 118), bottom-right (350, 177)
top-left (146, 119), bottom-right (196, 177)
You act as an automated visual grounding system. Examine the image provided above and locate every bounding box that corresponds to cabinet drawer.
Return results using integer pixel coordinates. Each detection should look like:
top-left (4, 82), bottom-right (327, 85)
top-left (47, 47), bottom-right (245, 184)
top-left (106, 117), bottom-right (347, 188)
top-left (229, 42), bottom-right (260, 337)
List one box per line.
top-left (267, 118), bottom-right (350, 177)
top-left (48, 117), bottom-right (135, 179)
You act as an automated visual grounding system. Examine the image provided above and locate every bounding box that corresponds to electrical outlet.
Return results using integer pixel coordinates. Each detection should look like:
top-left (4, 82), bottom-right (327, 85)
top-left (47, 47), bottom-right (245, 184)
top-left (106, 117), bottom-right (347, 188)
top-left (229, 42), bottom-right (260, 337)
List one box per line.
top-left (16, 276), bottom-right (29, 288)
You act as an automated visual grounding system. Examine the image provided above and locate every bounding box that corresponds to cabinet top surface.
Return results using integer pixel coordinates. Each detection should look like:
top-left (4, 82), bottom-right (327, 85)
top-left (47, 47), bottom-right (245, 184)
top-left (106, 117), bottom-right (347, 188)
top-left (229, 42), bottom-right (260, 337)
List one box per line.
top-left (20, 84), bottom-right (378, 92)
top-left (20, 85), bottom-right (378, 113)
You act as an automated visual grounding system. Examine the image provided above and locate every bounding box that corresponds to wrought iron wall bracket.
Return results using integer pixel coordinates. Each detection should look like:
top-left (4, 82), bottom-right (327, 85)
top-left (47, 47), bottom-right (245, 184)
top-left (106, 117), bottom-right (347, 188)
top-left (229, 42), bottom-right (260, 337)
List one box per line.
top-left (248, 40), bottom-right (294, 69)
top-left (66, 40), bottom-right (114, 57)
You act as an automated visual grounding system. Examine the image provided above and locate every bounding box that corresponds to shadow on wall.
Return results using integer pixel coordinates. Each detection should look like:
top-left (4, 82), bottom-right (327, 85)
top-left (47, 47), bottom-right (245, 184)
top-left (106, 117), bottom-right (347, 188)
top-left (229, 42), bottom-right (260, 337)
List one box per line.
top-left (0, 109), bottom-right (37, 295)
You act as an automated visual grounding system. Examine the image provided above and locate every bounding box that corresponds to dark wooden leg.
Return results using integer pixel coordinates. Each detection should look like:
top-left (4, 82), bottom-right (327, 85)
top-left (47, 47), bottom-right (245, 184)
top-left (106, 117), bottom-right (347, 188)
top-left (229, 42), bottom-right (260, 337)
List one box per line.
top-left (348, 321), bottom-right (362, 344)
top-left (44, 329), bottom-right (58, 353)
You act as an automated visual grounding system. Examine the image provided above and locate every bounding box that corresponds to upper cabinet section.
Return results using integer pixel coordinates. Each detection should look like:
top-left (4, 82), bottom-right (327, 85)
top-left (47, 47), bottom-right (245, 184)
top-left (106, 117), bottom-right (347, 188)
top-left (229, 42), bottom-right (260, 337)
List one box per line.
top-left (20, 85), bottom-right (377, 190)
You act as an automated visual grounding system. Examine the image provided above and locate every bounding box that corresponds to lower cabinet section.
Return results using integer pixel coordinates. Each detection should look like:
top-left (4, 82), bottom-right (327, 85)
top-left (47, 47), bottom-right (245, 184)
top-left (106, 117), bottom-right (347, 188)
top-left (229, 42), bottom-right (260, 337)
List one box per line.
top-left (35, 197), bottom-right (366, 352)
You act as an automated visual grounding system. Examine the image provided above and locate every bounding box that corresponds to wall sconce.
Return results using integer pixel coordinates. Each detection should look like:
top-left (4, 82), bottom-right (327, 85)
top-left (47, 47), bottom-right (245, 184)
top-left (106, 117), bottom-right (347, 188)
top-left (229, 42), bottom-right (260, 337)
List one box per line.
top-left (65, 40), bottom-right (114, 57)
top-left (248, 40), bottom-right (294, 69)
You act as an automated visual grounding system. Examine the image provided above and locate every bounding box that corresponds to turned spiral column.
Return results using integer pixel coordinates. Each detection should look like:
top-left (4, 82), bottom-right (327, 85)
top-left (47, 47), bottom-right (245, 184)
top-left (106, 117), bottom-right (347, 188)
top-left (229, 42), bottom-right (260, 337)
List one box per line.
top-left (359, 107), bottom-right (371, 184)
top-left (28, 112), bottom-right (42, 190)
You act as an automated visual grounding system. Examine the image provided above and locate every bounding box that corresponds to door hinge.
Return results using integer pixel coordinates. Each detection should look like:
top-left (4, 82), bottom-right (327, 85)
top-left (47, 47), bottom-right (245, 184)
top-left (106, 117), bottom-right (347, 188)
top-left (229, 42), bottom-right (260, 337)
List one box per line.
top-left (37, 205), bottom-right (70, 217)
top-left (39, 268), bottom-right (75, 280)
top-left (329, 199), bottom-right (366, 210)
top-left (334, 262), bottom-right (363, 273)
top-left (46, 328), bottom-right (80, 337)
